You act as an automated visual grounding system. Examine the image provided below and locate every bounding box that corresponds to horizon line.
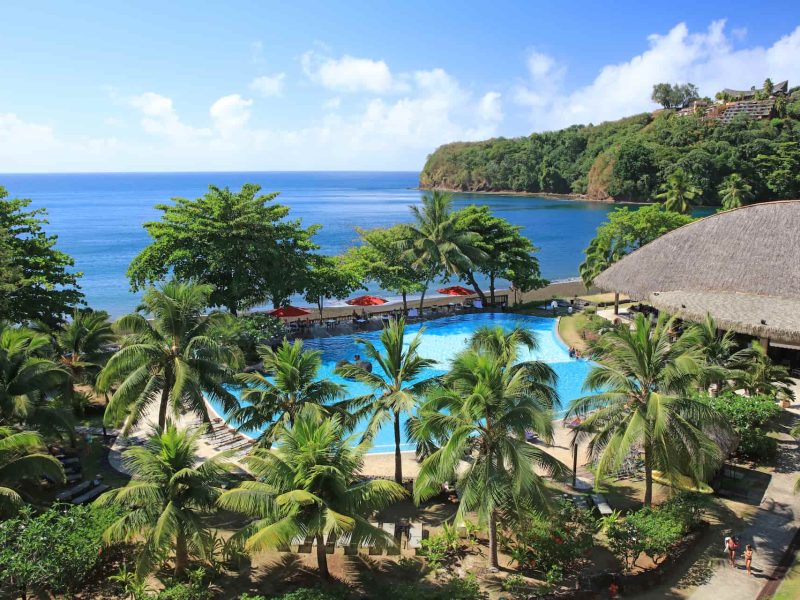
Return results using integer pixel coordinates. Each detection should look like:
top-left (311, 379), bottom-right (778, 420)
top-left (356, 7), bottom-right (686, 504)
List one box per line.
top-left (0, 169), bottom-right (422, 176)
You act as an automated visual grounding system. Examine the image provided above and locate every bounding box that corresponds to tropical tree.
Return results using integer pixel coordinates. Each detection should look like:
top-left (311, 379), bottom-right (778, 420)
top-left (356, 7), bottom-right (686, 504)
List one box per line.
top-left (718, 173), bottom-right (754, 210)
top-left (303, 254), bottom-right (364, 321)
top-left (127, 183), bottom-right (320, 314)
top-left (347, 225), bottom-right (425, 314)
top-left (95, 425), bottom-right (231, 579)
top-left (567, 314), bottom-right (730, 507)
top-left (405, 191), bottom-right (484, 312)
top-left (0, 186), bottom-right (84, 326)
top-left (233, 339), bottom-right (344, 447)
top-left (686, 313), bottom-right (737, 392)
top-left (335, 319), bottom-right (435, 483)
top-left (218, 412), bottom-right (406, 579)
top-left (0, 324), bottom-right (70, 434)
top-left (412, 326), bottom-right (566, 569)
top-left (52, 308), bottom-right (115, 411)
top-left (656, 169), bottom-right (702, 213)
top-left (728, 341), bottom-right (796, 400)
top-left (0, 427), bottom-right (65, 516)
top-left (97, 280), bottom-right (242, 433)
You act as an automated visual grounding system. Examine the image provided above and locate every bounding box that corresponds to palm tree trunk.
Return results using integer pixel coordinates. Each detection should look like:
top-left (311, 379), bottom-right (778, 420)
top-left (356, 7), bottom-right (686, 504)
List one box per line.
top-left (614, 292), bottom-right (620, 315)
top-left (158, 368), bottom-right (174, 429)
top-left (174, 530), bottom-right (189, 578)
top-left (488, 510), bottom-right (499, 570)
top-left (489, 274), bottom-right (496, 306)
top-left (418, 284), bottom-right (428, 313)
top-left (643, 441), bottom-right (653, 508)
top-left (401, 290), bottom-right (407, 315)
top-left (393, 411), bottom-right (403, 484)
top-left (315, 534), bottom-right (329, 579)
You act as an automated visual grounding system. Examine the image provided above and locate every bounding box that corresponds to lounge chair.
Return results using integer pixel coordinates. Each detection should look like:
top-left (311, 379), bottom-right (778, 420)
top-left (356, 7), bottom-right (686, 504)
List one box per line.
top-left (407, 521), bottom-right (423, 552)
top-left (72, 484), bottom-right (109, 505)
top-left (56, 480), bottom-right (92, 502)
top-left (591, 493), bottom-right (613, 516)
top-left (335, 531), bottom-right (356, 555)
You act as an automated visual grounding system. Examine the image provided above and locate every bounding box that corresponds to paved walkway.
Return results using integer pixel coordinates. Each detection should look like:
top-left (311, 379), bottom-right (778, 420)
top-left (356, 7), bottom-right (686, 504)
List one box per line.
top-left (687, 405), bottom-right (800, 600)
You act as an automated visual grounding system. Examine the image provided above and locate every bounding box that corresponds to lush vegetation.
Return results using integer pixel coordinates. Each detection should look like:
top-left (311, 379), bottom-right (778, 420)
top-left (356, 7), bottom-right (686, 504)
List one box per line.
top-left (420, 86), bottom-right (800, 205)
top-left (698, 391), bottom-right (781, 461)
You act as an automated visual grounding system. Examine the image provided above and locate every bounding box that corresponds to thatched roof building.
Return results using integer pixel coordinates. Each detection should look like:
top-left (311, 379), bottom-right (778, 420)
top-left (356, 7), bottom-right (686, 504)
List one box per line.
top-left (594, 201), bottom-right (800, 345)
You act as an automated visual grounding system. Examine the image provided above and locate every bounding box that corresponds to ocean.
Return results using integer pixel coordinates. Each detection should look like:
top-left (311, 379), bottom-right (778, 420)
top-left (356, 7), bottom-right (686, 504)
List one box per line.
top-left (0, 171), bottom-right (620, 316)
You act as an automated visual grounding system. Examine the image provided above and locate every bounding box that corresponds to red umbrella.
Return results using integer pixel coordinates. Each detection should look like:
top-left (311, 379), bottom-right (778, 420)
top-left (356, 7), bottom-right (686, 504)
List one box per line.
top-left (267, 306), bottom-right (312, 318)
top-left (346, 295), bottom-right (388, 306)
top-left (437, 285), bottom-right (475, 296)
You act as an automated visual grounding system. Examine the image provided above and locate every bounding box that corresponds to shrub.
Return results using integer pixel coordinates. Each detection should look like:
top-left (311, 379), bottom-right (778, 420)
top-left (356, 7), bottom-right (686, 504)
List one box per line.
top-left (155, 569), bottom-right (212, 600)
top-left (418, 524), bottom-right (461, 569)
top-left (698, 392), bottom-right (781, 461)
top-left (271, 589), bottom-right (348, 600)
top-left (234, 314), bottom-right (285, 361)
top-left (0, 505), bottom-right (121, 597)
top-left (505, 501), bottom-right (595, 576)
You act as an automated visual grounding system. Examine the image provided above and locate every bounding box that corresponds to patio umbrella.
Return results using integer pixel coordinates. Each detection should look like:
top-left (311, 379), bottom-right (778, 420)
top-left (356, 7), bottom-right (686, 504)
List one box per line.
top-left (437, 285), bottom-right (475, 296)
top-left (346, 295), bottom-right (388, 306)
top-left (267, 306), bottom-right (312, 318)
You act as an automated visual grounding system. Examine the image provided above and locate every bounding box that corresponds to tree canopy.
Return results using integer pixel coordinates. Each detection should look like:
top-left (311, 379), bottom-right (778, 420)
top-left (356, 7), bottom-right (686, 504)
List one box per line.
top-left (579, 205), bottom-right (693, 286)
top-left (127, 184), bottom-right (320, 314)
top-left (0, 187), bottom-right (83, 325)
top-left (303, 254), bottom-right (364, 320)
top-left (651, 82), bottom-right (700, 109)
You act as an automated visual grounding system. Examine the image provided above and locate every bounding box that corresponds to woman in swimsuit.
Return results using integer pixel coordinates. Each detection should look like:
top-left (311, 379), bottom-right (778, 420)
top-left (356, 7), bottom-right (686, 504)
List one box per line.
top-left (726, 536), bottom-right (739, 567)
top-left (744, 544), bottom-right (753, 576)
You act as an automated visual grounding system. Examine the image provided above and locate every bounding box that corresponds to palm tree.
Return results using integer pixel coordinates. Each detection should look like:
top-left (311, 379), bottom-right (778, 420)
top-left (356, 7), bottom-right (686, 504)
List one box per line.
top-left (405, 191), bottom-right (484, 311)
top-left (0, 427), bottom-right (65, 516)
top-left (718, 173), bottom-right (753, 210)
top-left (0, 324), bottom-right (70, 434)
top-left (656, 169), bottom-right (701, 214)
top-left (335, 319), bottom-right (435, 483)
top-left (412, 326), bottom-right (566, 569)
top-left (686, 313), bottom-right (737, 393)
top-left (53, 308), bottom-right (115, 412)
top-left (97, 280), bottom-right (242, 433)
top-left (95, 424), bottom-right (231, 579)
top-left (567, 314), bottom-right (730, 507)
top-left (218, 412), bottom-right (406, 579)
top-left (728, 341), bottom-right (796, 400)
top-left (233, 339), bottom-right (344, 447)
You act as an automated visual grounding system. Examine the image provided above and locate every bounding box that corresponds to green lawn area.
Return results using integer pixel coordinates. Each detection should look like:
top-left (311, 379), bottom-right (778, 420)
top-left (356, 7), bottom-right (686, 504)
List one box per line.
top-left (577, 292), bottom-right (630, 305)
top-left (774, 550), bottom-right (800, 600)
top-left (558, 312), bottom-right (606, 352)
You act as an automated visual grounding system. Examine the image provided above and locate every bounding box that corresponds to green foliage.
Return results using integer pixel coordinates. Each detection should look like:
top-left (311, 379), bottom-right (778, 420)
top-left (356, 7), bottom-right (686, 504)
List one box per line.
top-left (0, 427), bottom-right (65, 515)
top-left (568, 314), bottom-right (730, 506)
top-left (412, 326), bottom-right (566, 569)
top-left (579, 205), bottom-right (693, 286)
top-left (505, 501), bottom-right (595, 575)
top-left (418, 527), bottom-right (460, 569)
top-left (0, 505), bottom-right (120, 596)
top-left (651, 82), bottom-right (700, 109)
top-left (420, 102), bottom-right (800, 205)
top-left (232, 313), bottom-right (285, 361)
top-left (98, 280), bottom-right (242, 432)
top-left (655, 168), bottom-right (702, 213)
top-left (154, 570), bottom-right (211, 600)
top-left (95, 426), bottom-right (233, 579)
top-left (455, 205), bottom-right (546, 300)
top-left (127, 184), bottom-right (320, 313)
top-left (0, 186), bottom-right (83, 325)
top-left (303, 254), bottom-right (364, 320)
top-left (218, 412), bottom-right (406, 579)
top-left (698, 392), bottom-right (780, 461)
top-left (718, 173), bottom-right (754, 210)
top-left (269, 588), bottom-right (348, 600)
top-left (606, 494), bottom-right (707, 570)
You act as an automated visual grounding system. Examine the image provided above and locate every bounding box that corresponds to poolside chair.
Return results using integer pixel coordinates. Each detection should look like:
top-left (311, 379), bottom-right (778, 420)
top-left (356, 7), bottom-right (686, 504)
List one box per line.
top-left (363, 522), bottom-right (381, 555)
top-left (382, 522), bottom-right (399, 554)
top-left (407, 521), bottom-right (423, 552)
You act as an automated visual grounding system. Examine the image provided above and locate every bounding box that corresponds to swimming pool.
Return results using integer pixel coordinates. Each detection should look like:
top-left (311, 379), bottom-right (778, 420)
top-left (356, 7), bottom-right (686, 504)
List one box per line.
top-left (208, 312), bottom-right (594, 454)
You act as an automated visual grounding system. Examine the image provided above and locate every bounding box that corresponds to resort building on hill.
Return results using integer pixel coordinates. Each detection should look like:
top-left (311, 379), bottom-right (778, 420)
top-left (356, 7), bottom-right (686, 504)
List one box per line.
top-left (676, 79), bottom-right (788, 122)
top-left (594, 200), bottom-right (800, 361)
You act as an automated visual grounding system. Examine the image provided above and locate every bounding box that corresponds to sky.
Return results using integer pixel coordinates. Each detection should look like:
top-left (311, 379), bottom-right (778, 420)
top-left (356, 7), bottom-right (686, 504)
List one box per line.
top-left (1, 0), bottom-right (800, 172)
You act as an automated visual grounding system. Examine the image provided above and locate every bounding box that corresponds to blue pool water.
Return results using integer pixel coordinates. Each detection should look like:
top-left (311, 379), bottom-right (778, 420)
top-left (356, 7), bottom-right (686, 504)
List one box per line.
top-left (208, 312), bottom-right (594, 454)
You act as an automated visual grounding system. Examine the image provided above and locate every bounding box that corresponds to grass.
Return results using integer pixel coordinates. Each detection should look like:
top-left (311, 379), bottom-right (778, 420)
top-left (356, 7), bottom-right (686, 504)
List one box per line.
top-left (577, 292), bottom-right (630, 305)
top-left (558, 312), bottom-right (605, 352)
top-left (774, 550), bottom-right (800, 600)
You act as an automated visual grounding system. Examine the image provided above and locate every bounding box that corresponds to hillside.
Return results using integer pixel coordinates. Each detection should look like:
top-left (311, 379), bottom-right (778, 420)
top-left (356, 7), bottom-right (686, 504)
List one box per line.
top-left (420, 96), bottom-right (800, 204)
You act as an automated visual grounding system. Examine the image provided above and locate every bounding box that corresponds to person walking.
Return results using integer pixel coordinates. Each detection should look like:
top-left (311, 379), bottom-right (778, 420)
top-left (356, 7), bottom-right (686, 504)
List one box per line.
top-left (725, 536), bottom-right (739, 568)
top-left (744, 544), bottom-right (753, 576)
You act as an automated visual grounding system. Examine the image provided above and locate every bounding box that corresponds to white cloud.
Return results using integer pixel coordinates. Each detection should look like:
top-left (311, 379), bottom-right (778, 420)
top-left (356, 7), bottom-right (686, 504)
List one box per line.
top-left (302, 51), bottom-right (395, 93)
top-left (515, 21), bottom-right (800, 130)
top-left (478, 92), bottom-right (503, 123)
top-left (209, 94), bottom-right (252, 134)
top-left (249, 73), bottom-right (285, 97)
top-left (322, 97), bottom-right (341, 110)
top-left (129, 92), bottom-right (208, 139)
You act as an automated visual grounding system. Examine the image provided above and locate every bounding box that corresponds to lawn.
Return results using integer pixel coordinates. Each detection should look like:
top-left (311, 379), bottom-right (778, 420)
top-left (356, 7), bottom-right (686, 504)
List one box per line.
top-left (774, 550), bottom-right (800, 600)
top-left (577, 292), bottom-right (630, 305)
top-left (558, 312), bottom-right (605, 352)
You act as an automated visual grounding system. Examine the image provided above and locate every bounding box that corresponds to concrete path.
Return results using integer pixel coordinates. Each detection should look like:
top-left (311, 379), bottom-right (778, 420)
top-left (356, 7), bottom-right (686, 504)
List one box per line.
top-left (687, 406), bottom-right (800, 600)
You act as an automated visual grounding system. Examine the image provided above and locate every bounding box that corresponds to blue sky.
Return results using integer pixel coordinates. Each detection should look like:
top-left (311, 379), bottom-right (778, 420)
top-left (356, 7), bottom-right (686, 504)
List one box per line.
top-left (1, 0), bottom-right (799, 172)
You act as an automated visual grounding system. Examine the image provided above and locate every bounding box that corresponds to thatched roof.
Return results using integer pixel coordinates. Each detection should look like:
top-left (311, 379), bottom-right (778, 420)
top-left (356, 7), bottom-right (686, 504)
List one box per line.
top-left (594, 201), bottom-right (800, 343)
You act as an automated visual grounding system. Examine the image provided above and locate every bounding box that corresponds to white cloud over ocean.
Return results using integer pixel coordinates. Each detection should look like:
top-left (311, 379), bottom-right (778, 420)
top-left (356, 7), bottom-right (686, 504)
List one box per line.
top-left (1, 21), bottom-right (799, 171)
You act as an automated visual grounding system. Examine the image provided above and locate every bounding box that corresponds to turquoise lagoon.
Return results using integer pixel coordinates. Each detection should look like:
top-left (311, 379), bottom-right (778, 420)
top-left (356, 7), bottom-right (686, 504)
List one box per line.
top-left (208, 312), bottom-right (594, 454)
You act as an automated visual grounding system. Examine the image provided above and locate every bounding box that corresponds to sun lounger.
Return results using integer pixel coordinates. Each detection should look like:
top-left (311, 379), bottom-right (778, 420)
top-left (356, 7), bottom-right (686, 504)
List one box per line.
top-left (72, 484), bottom-right (109, 505)
top-left (65, 472), bottom-right (82, 484)
top-left (382, 522), bottom-right (399, 554)
top-left (57, 480), bottom-right (92, 502)
top-left (407, 521), bottom-right (423, 551)
top-left (591, 493), bottom-right (613, 516)
top-left (335, 531), bottom-right (355, 554)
